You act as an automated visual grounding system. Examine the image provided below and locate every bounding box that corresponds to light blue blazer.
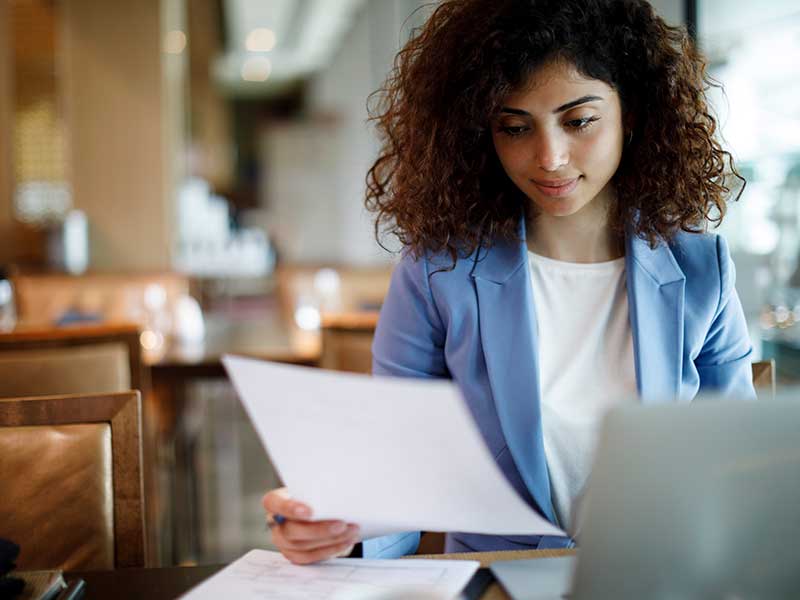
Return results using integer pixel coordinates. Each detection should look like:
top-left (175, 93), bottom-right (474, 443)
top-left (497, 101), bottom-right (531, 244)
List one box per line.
top-left (362, 221), bottom-right (756, 558)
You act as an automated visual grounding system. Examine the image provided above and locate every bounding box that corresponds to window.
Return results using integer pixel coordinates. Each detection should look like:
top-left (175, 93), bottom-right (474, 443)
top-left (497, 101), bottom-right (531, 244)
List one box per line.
top-left (698, 1), bottom-right (800, 355)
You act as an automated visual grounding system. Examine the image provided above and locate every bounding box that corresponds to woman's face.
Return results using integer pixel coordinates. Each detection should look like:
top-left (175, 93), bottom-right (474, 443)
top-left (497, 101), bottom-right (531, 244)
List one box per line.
top-left (491, 60), bottom-right (625, 219)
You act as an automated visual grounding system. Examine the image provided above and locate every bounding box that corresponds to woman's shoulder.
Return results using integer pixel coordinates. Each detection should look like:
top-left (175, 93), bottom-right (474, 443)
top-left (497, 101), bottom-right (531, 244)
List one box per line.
top-left (667, 230), bottom-right (736, 301)
top-left (392, 245), bottom-right (481, 285)
top-left (383, 247), bottom-right (479, 330)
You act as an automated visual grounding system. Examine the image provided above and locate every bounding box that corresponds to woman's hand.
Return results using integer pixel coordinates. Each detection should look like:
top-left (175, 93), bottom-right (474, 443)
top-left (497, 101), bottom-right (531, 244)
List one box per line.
top-left (262, 487), bottom-right (361, 565)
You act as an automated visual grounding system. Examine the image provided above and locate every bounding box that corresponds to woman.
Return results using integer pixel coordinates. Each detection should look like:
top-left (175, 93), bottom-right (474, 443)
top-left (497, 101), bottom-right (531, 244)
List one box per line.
top-left (263, 0), bottom-right (755, 563)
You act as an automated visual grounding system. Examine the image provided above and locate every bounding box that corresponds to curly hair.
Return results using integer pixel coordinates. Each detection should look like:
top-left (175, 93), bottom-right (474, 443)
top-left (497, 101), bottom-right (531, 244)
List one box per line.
top-left (365, 0), bottom-right (744, 264)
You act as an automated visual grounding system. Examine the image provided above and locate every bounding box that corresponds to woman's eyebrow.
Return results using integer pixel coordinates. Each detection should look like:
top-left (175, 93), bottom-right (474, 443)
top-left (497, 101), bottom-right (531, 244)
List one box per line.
top-left (553, 95), bottom-right (604, 113)
top-left (499, 95), bottom-right (604, 116)
top-left (499, 107), bottom-right (531, 116)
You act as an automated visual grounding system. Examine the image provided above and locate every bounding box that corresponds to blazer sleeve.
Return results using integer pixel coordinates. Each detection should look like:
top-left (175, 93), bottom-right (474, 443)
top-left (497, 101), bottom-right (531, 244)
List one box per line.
top-left (695, 235), bottom-right (757, 400)
top-left (372, 251), bottom-right (449, 379)
top-left (360, 252), bottom-right (449, 559)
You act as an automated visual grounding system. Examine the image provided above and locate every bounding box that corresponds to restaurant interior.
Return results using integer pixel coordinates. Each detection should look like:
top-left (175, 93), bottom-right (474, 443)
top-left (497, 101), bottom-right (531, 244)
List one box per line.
top-left (0, 0), bottom-right (798, 585)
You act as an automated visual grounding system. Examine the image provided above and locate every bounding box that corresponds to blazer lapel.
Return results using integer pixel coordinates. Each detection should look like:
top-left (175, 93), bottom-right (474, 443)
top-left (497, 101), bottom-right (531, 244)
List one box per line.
top-left (625, 234), bottom-right (686, 403)
top-left (471, 221), bottom-right (556, 523)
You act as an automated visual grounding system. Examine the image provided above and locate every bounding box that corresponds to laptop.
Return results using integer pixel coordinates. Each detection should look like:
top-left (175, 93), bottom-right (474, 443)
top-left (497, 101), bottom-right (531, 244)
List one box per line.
top-left (491, 395), bottom-right (800, 599)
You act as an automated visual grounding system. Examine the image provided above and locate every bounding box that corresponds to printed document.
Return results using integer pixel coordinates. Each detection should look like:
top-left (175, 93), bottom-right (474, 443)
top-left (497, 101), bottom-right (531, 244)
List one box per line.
top-left (181, 549), bottom-right (479, 599)
top-left (223, 355), bottom-right (564, 539)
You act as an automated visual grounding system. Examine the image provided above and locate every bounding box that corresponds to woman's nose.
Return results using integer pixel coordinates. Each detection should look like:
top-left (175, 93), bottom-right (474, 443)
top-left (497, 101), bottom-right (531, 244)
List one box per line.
top-left (535, 132), bottom-right (569, 172)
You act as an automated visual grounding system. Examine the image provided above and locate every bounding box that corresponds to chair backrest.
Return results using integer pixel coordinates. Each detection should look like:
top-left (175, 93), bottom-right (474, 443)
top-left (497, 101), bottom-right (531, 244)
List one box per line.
top-left (0, 323), bottom-right (147, 397)
top-left (0, 342), bottom-right (130, 398)
top-left (319, 312), bottom-right (379, 374)
top-left (752, 359), bottom-right (776, 400)
top-left (0, 391), bottom-right (145, 570)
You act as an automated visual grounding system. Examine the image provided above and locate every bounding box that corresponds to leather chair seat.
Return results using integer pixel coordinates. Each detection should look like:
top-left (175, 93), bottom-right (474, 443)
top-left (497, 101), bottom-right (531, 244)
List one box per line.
top-left (0, 423), bottom-right (115, 570)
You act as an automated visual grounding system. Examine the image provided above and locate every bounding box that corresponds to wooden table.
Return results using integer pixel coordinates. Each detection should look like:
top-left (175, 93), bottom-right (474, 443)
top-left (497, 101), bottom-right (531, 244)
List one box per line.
top-left (145, 307), bottom-right (320, 566)
top-left (69, 548), bottom-right (577, 600)
top-left (150, 310), bottom-right (319, 372)
top-left (417, 548), bottom-right (577, 599)
top-left (69, 564), bottom-right (223, 600)
top-left (147, 307), bottom-right (319, 435)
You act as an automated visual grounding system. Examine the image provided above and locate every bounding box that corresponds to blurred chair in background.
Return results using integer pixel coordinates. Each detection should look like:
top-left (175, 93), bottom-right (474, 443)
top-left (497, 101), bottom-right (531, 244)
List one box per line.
top-left (10, 272), bottom-right (189, 328)
top-left (752, 359), bottom-right (776, 400)
top-left (319, 313), bottom-right (379, 374)
top-left (0, 391), bottom-right (145, 570)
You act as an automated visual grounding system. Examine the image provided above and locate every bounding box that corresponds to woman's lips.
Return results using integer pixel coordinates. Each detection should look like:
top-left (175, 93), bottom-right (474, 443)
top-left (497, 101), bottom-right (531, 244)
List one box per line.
top-left (530, 177), bottom-right (579, 197)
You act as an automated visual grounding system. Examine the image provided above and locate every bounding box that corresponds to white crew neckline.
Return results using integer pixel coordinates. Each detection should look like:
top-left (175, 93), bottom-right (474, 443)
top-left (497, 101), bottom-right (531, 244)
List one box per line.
top-left (527, 250), bottom-right (625, 272)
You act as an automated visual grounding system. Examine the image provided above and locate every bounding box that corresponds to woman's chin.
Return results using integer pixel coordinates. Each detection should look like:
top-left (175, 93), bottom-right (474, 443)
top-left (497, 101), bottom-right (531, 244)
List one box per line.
top-left (531, 197), bottom-right (582, 218)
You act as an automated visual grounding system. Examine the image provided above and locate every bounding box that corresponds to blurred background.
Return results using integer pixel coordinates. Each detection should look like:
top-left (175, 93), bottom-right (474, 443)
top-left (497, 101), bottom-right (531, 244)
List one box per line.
top-left (0, 0), bottom-right (797, 567)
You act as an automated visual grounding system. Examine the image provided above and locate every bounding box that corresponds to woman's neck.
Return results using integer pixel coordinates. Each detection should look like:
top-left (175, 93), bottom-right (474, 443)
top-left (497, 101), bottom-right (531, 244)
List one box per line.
top-left (525, 193), bottom-right (624, 263)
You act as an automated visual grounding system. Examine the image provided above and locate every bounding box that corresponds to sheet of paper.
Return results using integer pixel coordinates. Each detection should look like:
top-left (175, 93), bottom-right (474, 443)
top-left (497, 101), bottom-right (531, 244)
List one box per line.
top-left (181, 549), bottom-right (479, 600)
top-left (223, 355), bottom-right (564, 539)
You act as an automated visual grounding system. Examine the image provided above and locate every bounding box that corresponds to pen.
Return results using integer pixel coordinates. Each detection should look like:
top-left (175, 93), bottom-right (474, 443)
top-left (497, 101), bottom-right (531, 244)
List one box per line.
top-left (266, 513), bottom-right (287, 529)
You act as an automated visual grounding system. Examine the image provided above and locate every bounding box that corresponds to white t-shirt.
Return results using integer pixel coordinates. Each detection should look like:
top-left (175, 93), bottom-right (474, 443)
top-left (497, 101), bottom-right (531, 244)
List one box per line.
top-left (528, 251), bottom-right (637, 533)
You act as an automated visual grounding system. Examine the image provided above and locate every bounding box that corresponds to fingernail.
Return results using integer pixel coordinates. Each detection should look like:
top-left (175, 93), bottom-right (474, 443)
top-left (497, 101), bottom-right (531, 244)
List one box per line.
top-left (347, 524), bottom-right (360, 534)
top-left (293, 504), bottom-right (311, 518)
top-left (330, 522), bottom-right (347, 535)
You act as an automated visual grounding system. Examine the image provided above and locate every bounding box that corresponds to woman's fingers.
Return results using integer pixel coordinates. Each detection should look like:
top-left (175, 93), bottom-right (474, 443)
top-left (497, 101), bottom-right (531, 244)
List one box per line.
top-left (280, 519), bottom-right (351, 542)
top-left (272, 523), bottom-right (360, 552)
top-left (262, 488), bottom-right (312, 520)
top-left (262, 487), bottom-right (359, 564)
top-left (283, 540), bottom-right (357, 565)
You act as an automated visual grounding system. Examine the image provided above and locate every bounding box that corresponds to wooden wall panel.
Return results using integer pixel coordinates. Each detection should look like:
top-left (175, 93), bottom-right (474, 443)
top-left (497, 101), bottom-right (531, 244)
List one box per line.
top-left (0, 3), bottom-right (13, 239)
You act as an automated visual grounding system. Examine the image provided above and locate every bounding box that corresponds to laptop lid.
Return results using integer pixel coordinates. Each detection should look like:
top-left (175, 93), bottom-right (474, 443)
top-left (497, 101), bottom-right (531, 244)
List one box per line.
top-left (572, 396), bottom-right (800, 599)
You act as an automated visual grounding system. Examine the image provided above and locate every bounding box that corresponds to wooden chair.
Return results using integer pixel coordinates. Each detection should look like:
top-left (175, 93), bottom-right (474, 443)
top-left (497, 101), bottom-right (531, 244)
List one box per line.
top-left (0, 323), bottom-right (161, 563)
top-left (752, 359), bottom-right (776, 400)
top-left (0, 391), bottom-right (145, 570)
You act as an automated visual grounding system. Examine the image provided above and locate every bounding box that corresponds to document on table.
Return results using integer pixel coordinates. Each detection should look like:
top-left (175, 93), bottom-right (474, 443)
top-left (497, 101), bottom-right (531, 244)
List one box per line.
top-left (222, 355), bottom-right (564, 539)
top-left (181, 549), bottom-right (479, 600)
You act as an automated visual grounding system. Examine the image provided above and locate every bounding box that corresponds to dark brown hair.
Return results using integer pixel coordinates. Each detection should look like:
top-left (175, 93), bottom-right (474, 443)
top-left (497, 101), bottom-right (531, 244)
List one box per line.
top-left (365, 0), bottom-right (744, 264)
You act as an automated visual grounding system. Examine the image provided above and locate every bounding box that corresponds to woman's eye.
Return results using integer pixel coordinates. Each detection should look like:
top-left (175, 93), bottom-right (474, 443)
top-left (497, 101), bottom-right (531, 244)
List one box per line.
top-left (500, 125), bottom-right (529, 137)
top-left (565, 117), bottom-right (599, 130)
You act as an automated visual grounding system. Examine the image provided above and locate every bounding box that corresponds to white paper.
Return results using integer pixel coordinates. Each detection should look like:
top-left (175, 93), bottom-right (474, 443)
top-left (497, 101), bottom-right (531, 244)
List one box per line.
top-left (181, 549), bottom-right (479, 600)
top-left (222, 355), bottom-right (564, 539)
